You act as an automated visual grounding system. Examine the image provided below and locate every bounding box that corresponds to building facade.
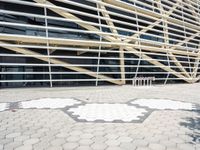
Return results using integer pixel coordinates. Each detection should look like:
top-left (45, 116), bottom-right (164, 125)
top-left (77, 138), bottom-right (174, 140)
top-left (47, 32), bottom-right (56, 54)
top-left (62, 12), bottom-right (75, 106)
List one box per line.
top-left (0, 0), bottom-right (200, 88)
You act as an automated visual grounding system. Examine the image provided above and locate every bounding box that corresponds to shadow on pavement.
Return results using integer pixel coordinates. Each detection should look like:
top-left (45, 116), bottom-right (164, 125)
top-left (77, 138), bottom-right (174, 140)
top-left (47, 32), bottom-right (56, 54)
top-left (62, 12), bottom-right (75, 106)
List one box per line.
top-left (180, 110), bottom-right (200, 144)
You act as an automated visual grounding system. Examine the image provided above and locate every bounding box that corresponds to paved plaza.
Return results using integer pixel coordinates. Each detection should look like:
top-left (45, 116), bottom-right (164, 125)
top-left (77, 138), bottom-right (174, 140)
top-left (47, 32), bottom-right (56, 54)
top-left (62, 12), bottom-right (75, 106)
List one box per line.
top-left (0, 83), bottom-right (200, 150)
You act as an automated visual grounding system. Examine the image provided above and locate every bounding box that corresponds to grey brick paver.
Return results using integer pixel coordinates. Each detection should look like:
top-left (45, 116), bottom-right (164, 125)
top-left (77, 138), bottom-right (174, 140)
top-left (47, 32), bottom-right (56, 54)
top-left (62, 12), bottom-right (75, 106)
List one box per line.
top-left (67, 136), bottom-right (80, 142)
top-left (15, 145), bottom-right (32, 150)
top-left (136, 147), bottom-right (151, 150)
top-left (119, 143), bottom-right (137, 150)
top-left (132, 139), bottom-right (149, 147)
top-left (70, 131), bottom-right (83, 136)
top-left (6, 132), bottom-right (21, 138)
top-left (4, 141), bottom-right (22, 150)
top-left (47, 146), bottom-right (62, 150)
top-left (92, 136), bottom-right (107, 143)
top-left (63, 142), bottom-right (79, 150)
top-left (0, 138), bottom-right (13, 145)
top-left (148, 143), bottom-right (166, 150)
top-left (23, 138), bottom-right (39, 145)
top-left (104, 134), bottom-right (119, 140)
top-left (117, 136), bottom-right (133, 143)
top-left (106, 146), bottom-right (123, 150)
top-left (80, 134), bottom-right (94, 139)
top-left (76, 145), bottom-right (92, 150)
top-left (105, 140), bottom-right (120, 146)
top-left (0, 84), bottom-right (200, 150)
top-left (14, 135), bottom-right (30, 142)
top-left (79, 139), bottom-right (93, 145)
top-left (177, 143), bottom-right (195, 150)
top-left (50, 138), bottom-right (65, 146)
top-left (90, 143), bottom-right (107, 150)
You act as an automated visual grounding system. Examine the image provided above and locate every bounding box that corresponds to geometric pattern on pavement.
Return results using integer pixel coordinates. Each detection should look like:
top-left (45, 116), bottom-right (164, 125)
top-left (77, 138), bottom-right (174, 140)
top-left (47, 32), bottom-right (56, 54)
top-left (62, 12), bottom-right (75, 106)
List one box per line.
top-left (67, 103), bottom-right (148, 122)
top-left (19, 98), bottom-right (81, 109)
top-left (0, 98), bottom-right (198, 123)
top-left (130, 99), bottom-right (196, 110)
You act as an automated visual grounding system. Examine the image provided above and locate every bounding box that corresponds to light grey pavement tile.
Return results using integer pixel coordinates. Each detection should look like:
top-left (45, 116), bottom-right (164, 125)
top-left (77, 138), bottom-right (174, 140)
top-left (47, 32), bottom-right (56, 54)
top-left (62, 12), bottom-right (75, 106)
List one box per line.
top-left (90, 143), bottom-right (107, 150)
top-left (62, 142), bottom-right (79, 150)
top-left (119, 142), bottom-right (137, 150)
top-left (14, 145), bottom-right (33, 150)
top-left (76, 145), bottom-right (92, 150)
top-left (50, 138), bottom-right (65, 146)
top-left (6, 132), bottom-right (21, 138)
top-left (0, 138), bottom-right (14, 145)
top-left (47, 146), bottom-right (63, 150)
top-left (105, 140), bottom-right (120, 146)
top-left (148, 143), bottom-right (166, 150)
top-left (67, 136), bottom-right (80, 142)
top-left (4, 141), bottom-right (22, 150)
top-left (56, 133), bottom-right (69, 138)
top-left (177, 143), bottom-right (196, 150)
top-left (132, 139), bottom-right (149, 147)
top-left (159, 140), bottom-right (177, 148)
top-left (92, 131), bottom-right (105, 136)
top-left (78, 139), bottom-right (93, 145)
top-left (33, 141), bottom-right (50, 150)
top-left (23, 138), bottom-right (40, 145)
top-left (104, 134), bottom-right (119, 140)
top-left (69, 131), bottom-right (83, 136)
top-left (106, 146), bottom-right (123, 150)
top-left (136, 147), bottom-right (151, 150)
top-left (0, 84), bottom-right (200, 150)
top-left (14, 135), bottom-right (30, 142)
top-left (168, 137), bottom-right (186, 144)
top-left (79, 134), bottom-right (94, 139)
top-left (117, 136), bottom-right (133, 143)
top-left (166, 148), bottom-right (181, 150)
top-left (92, 136), bottom-right (107, 143)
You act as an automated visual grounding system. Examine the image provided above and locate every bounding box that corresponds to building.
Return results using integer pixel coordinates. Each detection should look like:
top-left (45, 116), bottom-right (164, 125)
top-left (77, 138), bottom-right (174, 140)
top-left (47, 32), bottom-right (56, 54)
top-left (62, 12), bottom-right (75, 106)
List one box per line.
top-left (0, 0), bottom-right (200, 88)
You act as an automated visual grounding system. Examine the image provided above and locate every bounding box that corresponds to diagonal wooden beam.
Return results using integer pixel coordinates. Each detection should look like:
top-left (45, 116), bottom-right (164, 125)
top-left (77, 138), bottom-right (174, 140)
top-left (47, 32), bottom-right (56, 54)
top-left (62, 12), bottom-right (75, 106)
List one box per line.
top-left (33, 0), bottom-right (117, 42)
top-left (38, 0), bottom-right (126, 83)
top-left (114, 0), bottom-right (180, 44)
top-left (99, 1), bottom-right (118, 36)
top-left (183, 0), bottom-right (200, 23)
top-left (191, 45), bottom-right (200, 79)
top-left (76, 1), bottom-right (119, 55)
top-left (171, 32), bottom-right (200, 50)
top-left (104, 0), bottom-right (200, 33)
top-left (125, 46), bottom-right (193, 83)
top-left (99, 1), bottom-right (125, 84)
top-left (192, 55), bottom-right (200, 79)
top-left (155, 0), bottom-right (190, 79)
top-left (0, 41), bottom-right (122, 85)
top-left (8, 0), bottom-right (197, 83)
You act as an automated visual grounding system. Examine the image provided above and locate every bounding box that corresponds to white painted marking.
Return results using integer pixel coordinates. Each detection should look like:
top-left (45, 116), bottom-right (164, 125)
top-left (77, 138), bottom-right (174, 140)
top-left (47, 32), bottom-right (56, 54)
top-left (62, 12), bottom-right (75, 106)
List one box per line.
top-left (68, 103), bottom-right (147, 122)
top-left (0, 103), bottom-right (8, 111)
top-left (131, 99), bottom-right (195, 110)
top-left (20, 98), bottom-right (81, 109)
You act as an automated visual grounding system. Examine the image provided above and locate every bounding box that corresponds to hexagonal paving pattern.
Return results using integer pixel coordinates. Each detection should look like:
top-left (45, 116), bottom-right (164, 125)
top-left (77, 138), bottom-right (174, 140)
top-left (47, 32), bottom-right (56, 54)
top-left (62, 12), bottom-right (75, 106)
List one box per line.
top-left (19, 98), bottom-right (81, 109)
top-left (0, 97), bottom-right (198, 124)
top-left (67, 103), bottom-right (148, 122)
top-left (0, 103), bottom-right (9, 111)
top-left (130, 99), bottom-right (196, 110)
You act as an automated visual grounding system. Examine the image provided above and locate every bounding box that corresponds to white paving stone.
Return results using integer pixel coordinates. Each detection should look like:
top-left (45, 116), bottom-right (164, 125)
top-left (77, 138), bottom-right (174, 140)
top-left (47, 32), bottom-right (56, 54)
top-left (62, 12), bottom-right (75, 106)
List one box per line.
top-left (131, 99), bottom-right (195, 110)
top-left (68, 103), bottom-right (147, 122)
top-left (0, 103), bottom-right (8, 112)
top-left (20, 98), bottom-right (81, 109)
